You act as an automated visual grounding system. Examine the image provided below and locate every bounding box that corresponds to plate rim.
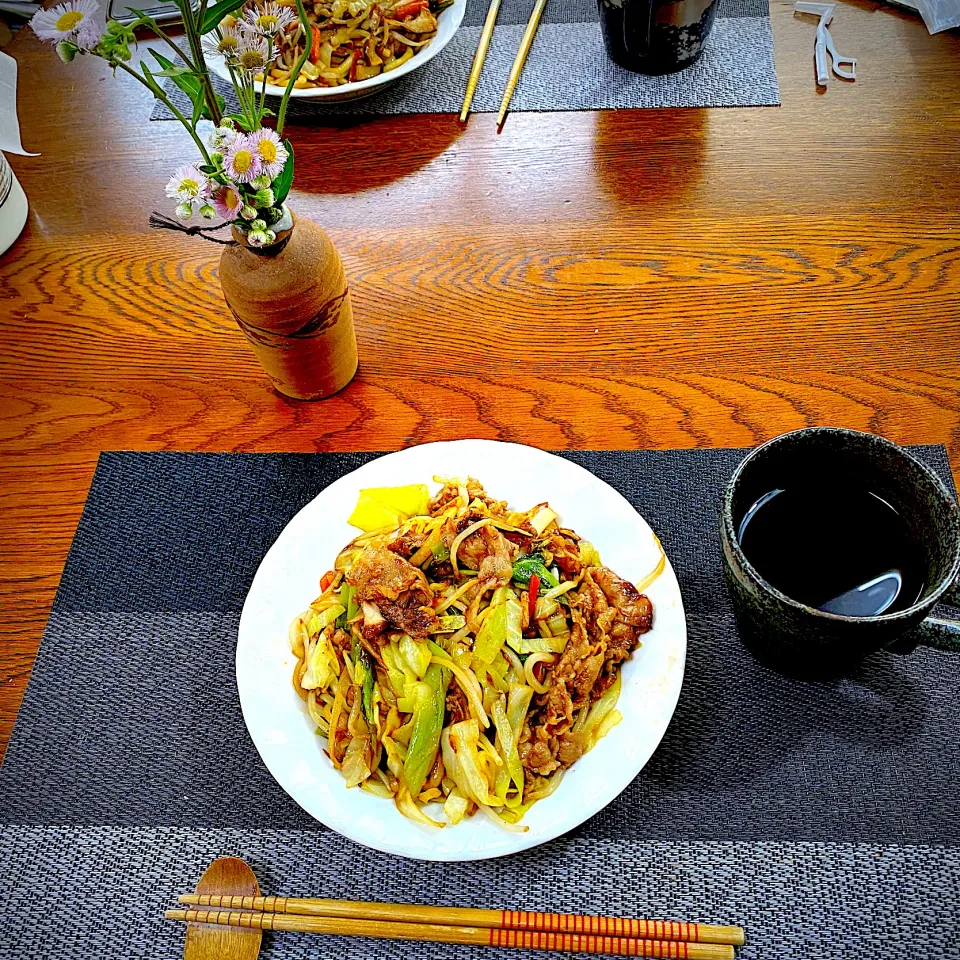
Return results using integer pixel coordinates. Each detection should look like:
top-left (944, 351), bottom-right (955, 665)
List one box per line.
top-left (236, 439), bottom-right (687, 861)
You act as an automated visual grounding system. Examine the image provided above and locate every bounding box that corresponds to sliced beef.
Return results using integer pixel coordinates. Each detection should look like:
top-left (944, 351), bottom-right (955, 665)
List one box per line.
top-left (454, 523), bottom-right (514, 585)
top-left (589, 566), bottom-right (652, 664)
top-left (348, 546), bottom-right (429, 601)
top-left (379, 599), bottom-right (436, 638)
top-left (520, 569), bottom-right (652, 778)
top-left (429, 477), bottom-right (505, 516)
top-left (520, 611), bottom-right (603, 777)
top-left (542, 531), bottom-right (584, 576)
top-left (518, 728), bottom-right (560, 777)
top-left (445, 684), bottom-right (469, 725)
top-left (347, 546), bottom-right (436, 639)
top-left (387, 529), bottom-right (427, 559)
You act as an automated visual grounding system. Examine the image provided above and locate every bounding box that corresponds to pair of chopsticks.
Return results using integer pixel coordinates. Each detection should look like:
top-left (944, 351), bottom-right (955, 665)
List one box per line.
top-left (168, 893), bottom-right (745, 959)
top-left (460, 0), bottom-right (549, 127)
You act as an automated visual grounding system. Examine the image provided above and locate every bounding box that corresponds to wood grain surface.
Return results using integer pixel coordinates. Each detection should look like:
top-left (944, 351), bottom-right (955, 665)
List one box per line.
top-left (1, 0), bottom-right (959, 759)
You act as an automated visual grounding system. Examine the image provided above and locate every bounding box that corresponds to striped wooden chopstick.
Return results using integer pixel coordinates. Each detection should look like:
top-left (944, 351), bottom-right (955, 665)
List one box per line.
top-left (177, 894), bottom-right (744, 947)
top-left (166, 908), bottom-right (738, 959)
top-left (460, 0), bottom-right (503, 121)
top-left (496, 0), bottom-right (548, 127)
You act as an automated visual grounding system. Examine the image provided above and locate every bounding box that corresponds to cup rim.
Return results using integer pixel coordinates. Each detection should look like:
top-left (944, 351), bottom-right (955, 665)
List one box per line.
top-left (722, 427), bottom-right (960, 624)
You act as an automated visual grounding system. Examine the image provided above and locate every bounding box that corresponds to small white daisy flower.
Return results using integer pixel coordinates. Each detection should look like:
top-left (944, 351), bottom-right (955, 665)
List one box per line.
top-left (212, 184), bottom-right (243, 220)
top-left (208, 124), bottom-right (237, 152)
top-left (164, 164), bottom-right (210, 203)
top-left (244, 2), bottom-right (295, 37)
top-left (234, 29), bottom-right (271, 74)
top-left (249, 128), bottom-right (288, 180)
top-left (30, 0), bottom-right (101, 43)
top-left (202, 23), bottom-right (242, 61)
top-left (75, 17), bottom-right (102, 50)
top-left (225, 135), bottom-right (262, 184)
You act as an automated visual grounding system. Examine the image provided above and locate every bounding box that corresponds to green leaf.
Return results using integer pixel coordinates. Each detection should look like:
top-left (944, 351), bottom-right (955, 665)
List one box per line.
top-left (149, 50), bottom-right (198, 90)
top-left (139, 61), bottom-right (165, 98)
top-left (200, 0), bottom-right (247, 33)
top-left (225, 112), bottom-right (253, 132)
top-left (153, 65), bottom-right (194, 78)
top-left (272, 141), bottom-right (295, 205)
top-left (124, 6), bottom-right (159, 28)
top-left (149, 50), bottom-right (206, 128)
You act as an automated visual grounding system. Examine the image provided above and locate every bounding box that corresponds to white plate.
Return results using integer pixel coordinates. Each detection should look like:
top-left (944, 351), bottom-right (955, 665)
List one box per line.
top-left (209, 0), bottom-right (465, 103)
top-left (237, 440), bottom-right (687, 861)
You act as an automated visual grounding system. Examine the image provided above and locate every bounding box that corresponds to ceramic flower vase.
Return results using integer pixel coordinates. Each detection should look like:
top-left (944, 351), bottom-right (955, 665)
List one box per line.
top-left (220, 207), bottom-right (358, 400)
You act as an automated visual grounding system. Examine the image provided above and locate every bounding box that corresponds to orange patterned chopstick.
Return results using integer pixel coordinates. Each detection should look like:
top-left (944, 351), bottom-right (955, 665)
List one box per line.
top-left (177, 894), bottom-right (744, 946)
top-left (166, 909), bottom-right (736, 959)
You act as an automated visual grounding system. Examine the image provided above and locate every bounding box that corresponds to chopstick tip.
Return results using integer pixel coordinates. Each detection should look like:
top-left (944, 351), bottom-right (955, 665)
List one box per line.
top-left (165, 909), bottom-right (188, 921)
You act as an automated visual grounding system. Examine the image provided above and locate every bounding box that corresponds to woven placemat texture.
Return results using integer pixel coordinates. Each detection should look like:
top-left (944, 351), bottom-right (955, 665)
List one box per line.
top-left (1, 447), bottom-right (958, 958)
top-left (152, 0), bottom-right (779, 119)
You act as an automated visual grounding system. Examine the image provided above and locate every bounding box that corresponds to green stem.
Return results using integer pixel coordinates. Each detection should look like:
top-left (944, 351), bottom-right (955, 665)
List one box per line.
top-left (257, 37), bottom-right (273, 121)
top-left (175, 0), bottom-right (223, 125)
top-left (134, 13), bottom-right (196, 67)
top-left (115, 58), bottom-right (213, 165)
top-left (225, 59), bottom-right (255, 129)
top-left (242, 72), bottom-right (258, 127)
top-left (276, 0), bottom-right (312, 136)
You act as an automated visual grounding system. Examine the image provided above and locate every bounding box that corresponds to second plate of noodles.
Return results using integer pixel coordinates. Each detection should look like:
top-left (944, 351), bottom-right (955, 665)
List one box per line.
top-left (237, 440), bottom-right (687, 861)
top-left (209, 0), bottom-right (465, 101)
top-left (290, 477), bottom-right (661, 829)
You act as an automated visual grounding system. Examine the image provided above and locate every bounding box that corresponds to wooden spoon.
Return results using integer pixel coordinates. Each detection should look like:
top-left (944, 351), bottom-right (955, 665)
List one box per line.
top-left (184, 857), bottom-right (262, 960)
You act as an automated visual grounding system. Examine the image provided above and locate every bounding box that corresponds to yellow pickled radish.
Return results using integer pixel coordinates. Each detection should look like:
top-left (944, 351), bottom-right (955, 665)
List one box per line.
top-left (359, 484), bottom-right (430, 517)
top-left (347, 494), bottom-right (405, 532)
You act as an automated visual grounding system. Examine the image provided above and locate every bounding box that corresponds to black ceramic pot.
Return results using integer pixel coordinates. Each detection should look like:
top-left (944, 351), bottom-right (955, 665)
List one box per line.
top-left (721, 427), bottom-right (960, 675)
top-left (597, 0), bottom-right (719, 74)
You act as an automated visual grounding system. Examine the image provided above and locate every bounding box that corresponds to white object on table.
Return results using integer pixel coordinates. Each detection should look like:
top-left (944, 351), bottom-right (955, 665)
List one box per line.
top-left (794, 2), bottom-right (856, 86)
top-left (0, 51), bottom-right (37, 256)
top-left (913, 0), bottom-right (960, 32)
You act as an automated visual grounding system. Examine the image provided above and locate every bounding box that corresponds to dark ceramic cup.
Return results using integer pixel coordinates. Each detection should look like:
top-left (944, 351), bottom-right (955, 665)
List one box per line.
top-left (721, 427), bottom-right (960, 674)
top-left (597, 0), bottom-right (719, 74)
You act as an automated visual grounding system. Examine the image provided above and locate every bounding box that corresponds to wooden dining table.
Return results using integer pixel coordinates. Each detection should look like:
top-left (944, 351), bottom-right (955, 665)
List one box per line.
top-left (1, 0), bottom-right (958, 762)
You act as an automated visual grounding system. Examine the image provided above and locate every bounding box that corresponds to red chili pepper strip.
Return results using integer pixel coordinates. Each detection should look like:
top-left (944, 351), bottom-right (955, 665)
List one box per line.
top-left (319, 571), bottom-right (334, 593)
top-left (309, 27), bottom-right (321, 63)
top-left (528, 573), bottom-right (540, 621)
top-left (392, 0), bottom-right (426, 18)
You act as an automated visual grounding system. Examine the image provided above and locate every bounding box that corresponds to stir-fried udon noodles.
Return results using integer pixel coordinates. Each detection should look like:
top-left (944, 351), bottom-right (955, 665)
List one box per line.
top-left (263, 0), bottom-right (452, 89)
top-left (290, 478), bottom-right (661, 828)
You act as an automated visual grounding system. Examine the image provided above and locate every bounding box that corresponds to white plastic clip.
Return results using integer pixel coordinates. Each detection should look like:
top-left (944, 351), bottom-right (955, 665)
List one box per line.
top-left (794, 1), bottom-right (856, 86)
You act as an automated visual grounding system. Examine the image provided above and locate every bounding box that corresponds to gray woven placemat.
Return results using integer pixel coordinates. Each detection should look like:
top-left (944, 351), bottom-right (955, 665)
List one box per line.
top-left (1, 447), bottom-right (958, 959)
top-left (151, 0), bottom-right (778, 119)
